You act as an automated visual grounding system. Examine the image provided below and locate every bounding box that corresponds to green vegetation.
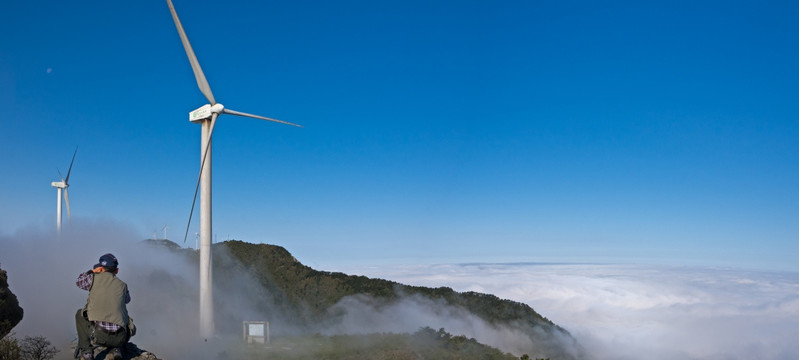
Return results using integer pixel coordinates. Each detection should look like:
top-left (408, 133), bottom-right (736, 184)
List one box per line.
top-left (0, 333), bottom-right (21, 360)
top-left (215, 240), bottom-right (558, 330)
top-left (225, 327), bottom-right (525, 360)
top-left (0, 333), bottom-right (58, 360)
top-left (145, 239), bottom-right (581, 359)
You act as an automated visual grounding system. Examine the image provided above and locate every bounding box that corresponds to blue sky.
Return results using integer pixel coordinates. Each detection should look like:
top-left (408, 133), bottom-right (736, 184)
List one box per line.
top-left (1, 0), bottom-right (797, 270)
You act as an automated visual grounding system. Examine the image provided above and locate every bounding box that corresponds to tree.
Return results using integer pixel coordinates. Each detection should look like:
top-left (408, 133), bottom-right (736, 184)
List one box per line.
top-left (0, 332), bottom-right (21, 360)
top-left (18, 336), bottom-right (57, 360)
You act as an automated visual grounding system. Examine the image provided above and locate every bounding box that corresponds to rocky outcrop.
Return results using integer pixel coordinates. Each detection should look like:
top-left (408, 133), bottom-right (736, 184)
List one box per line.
top-left (0, 266), bottom-right (24, 338)
top-left (71, 342), bottom-right (161, 360)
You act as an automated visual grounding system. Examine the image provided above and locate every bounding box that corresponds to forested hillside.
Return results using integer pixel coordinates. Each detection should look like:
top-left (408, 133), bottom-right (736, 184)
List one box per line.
top-left (219, 240), bottom-right (559, 329)
top-left (229, 327), bottom-right (527, 360)
top-left (147, 239), bottom-right (582, 359)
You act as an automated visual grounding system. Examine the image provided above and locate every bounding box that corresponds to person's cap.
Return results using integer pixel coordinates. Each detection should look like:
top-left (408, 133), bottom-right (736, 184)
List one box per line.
top-left (94, 253), bottom-right (119, 270)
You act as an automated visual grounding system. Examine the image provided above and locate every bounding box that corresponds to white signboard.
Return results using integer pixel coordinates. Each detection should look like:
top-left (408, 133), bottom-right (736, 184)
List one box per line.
top-left (248, 323), bottom-right (265, 337)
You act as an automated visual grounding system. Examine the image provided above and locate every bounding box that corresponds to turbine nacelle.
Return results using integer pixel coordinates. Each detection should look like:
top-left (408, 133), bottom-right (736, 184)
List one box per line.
top-left (51, 181), bottom-right (67, 189)
top-left (189, 103), bottom-right (225, 123)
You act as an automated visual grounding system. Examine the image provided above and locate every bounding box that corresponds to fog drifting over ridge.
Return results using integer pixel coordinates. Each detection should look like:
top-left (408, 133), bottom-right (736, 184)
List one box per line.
top-left (340, 262), bottom-right (799, 360)
top-left (1, 222), bottom-right (580, 359)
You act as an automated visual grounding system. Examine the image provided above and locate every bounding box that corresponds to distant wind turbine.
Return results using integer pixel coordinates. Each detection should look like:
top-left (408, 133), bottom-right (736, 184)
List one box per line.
top-left (165, 0), bottom-right (302, 339)
top-left (51, 147), bottom-right (77, 236)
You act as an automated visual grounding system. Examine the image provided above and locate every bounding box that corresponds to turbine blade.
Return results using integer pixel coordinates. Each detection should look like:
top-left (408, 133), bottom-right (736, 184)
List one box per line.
top-left (184, 113), bottom-right (219, 243)
top-left (223, 108), bottom-right (303, 128)
top-left (166, 0), bottom-right (216, 105)
top-left (65, 147), bottom-right (77, 184)
top-left (64, 188), bottom-right (71, 219)
top-left (57, 168), bottom-right (64, 182)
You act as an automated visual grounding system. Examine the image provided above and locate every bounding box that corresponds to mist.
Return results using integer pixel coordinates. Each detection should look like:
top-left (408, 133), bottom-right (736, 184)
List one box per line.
top-left (320, 292), bottom-right (581, 359)
top-left (1, 221), bottom-right (584, 359)
top-left (0, 220), bottom-right (262, 359)
top-left (343, 262), bottom-right (799, 360)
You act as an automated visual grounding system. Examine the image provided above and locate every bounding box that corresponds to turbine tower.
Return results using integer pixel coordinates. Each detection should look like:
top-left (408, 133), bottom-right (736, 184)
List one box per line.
top-left (51, 148), bottom-right (77, 236)
top-left (165, 0), bottom-right (301, 339)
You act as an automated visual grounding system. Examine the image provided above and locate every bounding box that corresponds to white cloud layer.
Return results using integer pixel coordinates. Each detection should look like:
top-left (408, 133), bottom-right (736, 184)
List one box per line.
top-left (339, 262), bottom-right (799, 360)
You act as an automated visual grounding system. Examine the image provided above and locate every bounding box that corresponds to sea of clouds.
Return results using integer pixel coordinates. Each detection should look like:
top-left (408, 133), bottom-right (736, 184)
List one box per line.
top-left (338, 262), bottom-right (799, 360)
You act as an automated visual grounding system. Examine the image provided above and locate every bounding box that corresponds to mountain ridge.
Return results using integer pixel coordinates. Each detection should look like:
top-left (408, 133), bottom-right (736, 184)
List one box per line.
top-left (145, 239), bottom-right (583, 359)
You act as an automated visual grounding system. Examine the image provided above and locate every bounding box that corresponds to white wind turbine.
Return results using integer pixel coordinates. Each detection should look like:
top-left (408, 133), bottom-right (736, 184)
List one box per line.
top-left (51, 148), bottom-right (77, 236)
top-left (165, 0), bottom-right (301, 339)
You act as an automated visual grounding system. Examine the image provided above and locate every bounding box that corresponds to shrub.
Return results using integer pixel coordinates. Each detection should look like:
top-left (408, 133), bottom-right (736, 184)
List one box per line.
top-left (19, 336), bottom-right (57, 360)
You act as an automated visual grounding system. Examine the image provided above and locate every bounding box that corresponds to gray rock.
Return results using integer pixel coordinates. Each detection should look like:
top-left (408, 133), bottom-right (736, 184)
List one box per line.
top-left (71, 342), bottom-right (161, 360)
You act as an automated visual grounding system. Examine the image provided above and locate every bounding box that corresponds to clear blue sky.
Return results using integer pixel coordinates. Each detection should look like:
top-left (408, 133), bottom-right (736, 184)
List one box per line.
top-left (1, 1), bottom-right (797, 270)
